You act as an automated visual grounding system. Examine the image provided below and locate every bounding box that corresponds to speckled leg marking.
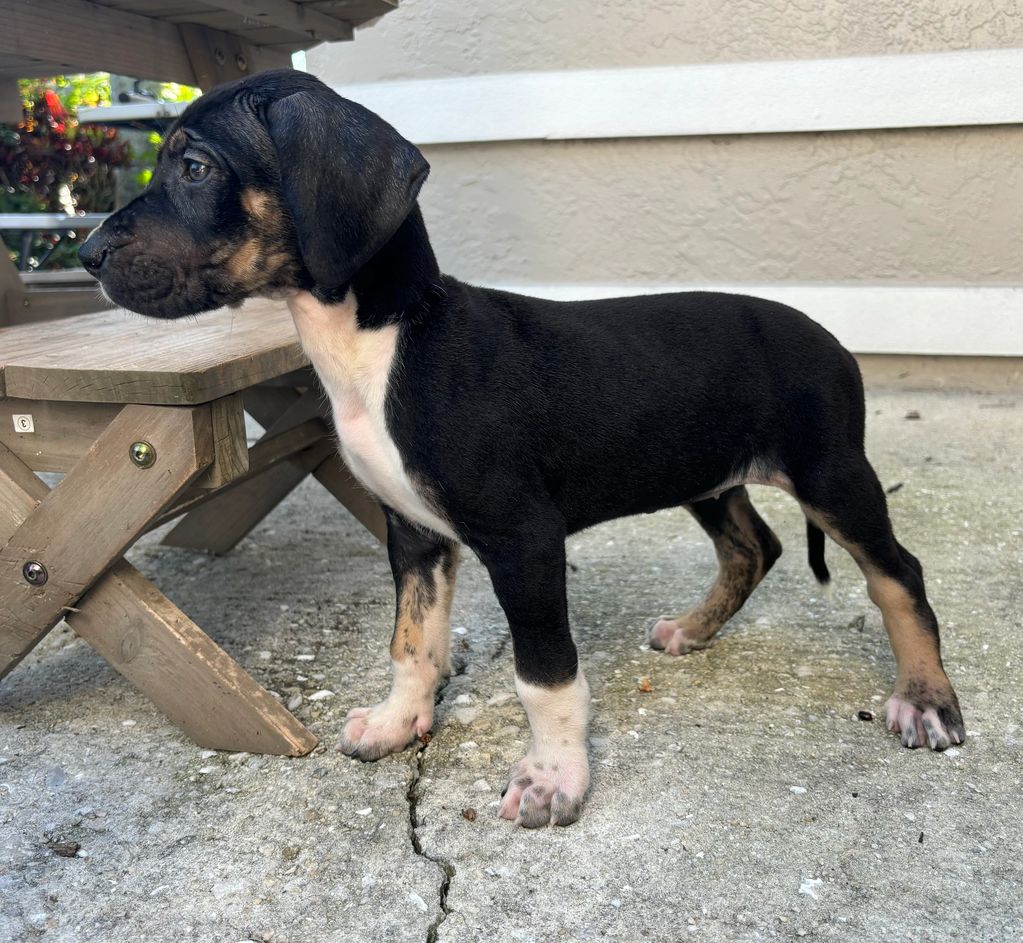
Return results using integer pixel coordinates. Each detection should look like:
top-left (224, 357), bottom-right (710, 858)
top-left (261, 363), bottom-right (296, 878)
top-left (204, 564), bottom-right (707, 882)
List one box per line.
top-left (500, 673), bottom-right (591, 828)
top-left (650, 486), bottom-right (782, 655)
top-left (339, 536), bottom-right (459, 761)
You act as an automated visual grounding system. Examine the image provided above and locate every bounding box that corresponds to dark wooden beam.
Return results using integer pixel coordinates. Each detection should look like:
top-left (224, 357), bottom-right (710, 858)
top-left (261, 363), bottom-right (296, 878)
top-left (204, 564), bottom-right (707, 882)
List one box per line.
top-left (0, 0), bottom-right (198, 86)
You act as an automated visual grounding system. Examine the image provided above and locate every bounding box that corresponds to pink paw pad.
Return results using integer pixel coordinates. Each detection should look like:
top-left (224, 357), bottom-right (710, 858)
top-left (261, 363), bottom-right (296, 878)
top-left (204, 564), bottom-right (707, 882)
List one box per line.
top-left (884, 694), bottom-right (964, 751)
top-left (338, 703), bottom-right (431, 762)
top-left (647, 617), bottom-right (708, 656)
top-left (499, 755), bottom-right (588, 828)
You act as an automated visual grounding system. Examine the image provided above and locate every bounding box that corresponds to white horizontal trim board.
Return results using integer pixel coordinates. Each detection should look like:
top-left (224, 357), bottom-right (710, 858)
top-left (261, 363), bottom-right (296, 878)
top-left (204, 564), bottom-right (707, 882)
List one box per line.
top-left (78, 102), bottom-right (187, 125)
top-left (336, 47), bottom-right (1023, 145)
top-left (488, 284), bottom-right (1023, 357)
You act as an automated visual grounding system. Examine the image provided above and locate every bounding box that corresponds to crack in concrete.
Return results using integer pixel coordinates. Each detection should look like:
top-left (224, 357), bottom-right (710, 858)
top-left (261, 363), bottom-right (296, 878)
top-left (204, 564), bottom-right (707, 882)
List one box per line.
top-left (407, 738), bottom-right (454, 943)
top-left (406, 625), bottom-right (511, 941)
top-left (406, 651), bottom-right (471, 943)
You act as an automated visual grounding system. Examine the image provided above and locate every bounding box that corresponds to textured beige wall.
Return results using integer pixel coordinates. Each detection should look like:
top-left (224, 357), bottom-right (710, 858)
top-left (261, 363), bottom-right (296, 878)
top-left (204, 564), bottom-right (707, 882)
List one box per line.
top-left (410, 126), bottom-right (1022, 287)
top-left (308, 1), bottom-right (1023, 290)
top-left (312, 0), bottom-right (1023, 78)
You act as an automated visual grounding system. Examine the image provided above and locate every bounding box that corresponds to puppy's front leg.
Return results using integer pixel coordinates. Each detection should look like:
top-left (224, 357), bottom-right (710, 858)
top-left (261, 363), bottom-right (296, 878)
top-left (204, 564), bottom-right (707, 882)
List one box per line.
top-left (339, 511), bottom-right (459, 761)
top-left (477, 524), bottom-right (591, 828)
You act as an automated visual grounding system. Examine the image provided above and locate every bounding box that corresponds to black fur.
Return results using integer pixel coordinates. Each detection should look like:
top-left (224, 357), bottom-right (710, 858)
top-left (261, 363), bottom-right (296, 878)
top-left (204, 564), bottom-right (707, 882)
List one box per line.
top-left (807, 521), bottom-right (830, 584)
top-left (80, 69), bottom-right (961, 743)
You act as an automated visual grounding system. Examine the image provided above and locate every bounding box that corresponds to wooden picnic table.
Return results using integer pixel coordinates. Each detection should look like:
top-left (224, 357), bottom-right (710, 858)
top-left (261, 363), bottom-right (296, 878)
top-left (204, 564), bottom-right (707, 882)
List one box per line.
top-left (0, 301), bottom-right (386, 754)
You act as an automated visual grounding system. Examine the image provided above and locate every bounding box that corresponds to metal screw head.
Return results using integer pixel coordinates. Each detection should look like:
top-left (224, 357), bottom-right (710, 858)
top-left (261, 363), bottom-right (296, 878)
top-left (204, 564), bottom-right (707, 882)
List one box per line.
top-left (235, 53), bottom-right (248, 72)
top-left (23, 560), bottom-right (48, 586)
top-left (129, 440), bottom-right (157, 468)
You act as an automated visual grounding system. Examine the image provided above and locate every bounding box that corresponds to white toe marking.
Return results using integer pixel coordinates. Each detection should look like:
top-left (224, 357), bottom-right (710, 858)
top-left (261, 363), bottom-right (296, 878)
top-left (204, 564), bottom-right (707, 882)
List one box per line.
top-left (501, 673), bottom-right (592, 826)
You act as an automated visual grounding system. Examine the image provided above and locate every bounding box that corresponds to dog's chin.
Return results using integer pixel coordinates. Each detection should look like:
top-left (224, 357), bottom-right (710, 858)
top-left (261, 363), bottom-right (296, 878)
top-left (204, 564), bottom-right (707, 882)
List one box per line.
top-left (98, 279), bottom-right (236, 320)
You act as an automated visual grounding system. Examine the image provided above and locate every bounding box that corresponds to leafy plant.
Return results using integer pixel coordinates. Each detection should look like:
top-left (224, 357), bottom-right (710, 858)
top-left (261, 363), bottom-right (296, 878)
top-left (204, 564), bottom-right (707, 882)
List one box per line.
top-left (0, 74), bottom-right (199, 270)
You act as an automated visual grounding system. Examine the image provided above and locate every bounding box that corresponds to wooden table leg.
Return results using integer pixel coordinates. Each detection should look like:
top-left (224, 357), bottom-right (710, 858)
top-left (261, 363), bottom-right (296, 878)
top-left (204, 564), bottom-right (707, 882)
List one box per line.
top-left (163, 389), bottom-right (324, 554)
top-left (0, 421), bottom-right (317, 755)
top-left (311, 455), bottom-right (388, 544)
top-left (162, 440), bottom-right (334, 555)
top-left (0, 404), bottom-right (213, 676)
top-left (0, 250), bottom-right (25, 328)
top-left (70, 561), bottom-right (316, 755)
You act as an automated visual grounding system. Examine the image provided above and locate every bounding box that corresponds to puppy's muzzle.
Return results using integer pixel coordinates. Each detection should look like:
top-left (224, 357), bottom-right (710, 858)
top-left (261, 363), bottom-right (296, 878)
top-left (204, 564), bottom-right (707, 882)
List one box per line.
top-left (79, 225), bottom-right (134, 277)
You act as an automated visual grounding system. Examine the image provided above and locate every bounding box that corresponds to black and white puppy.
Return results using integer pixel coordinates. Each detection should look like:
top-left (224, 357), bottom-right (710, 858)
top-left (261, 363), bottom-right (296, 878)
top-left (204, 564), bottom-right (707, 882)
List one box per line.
top-left (80, 70), bottom-right (964, 828)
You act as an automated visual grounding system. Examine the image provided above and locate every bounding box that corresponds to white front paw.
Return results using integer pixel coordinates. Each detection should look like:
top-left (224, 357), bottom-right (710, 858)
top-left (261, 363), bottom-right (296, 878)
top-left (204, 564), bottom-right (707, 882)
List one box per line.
top-left (338, 698), bottom-right (433, 761)
top-left (498, 749), bottom-right (590, 828)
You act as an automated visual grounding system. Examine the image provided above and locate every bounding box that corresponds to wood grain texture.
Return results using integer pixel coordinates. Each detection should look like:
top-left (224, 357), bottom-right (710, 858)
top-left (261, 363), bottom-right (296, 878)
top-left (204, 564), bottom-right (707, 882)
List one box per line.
top-left (0, 405), bottom-right (213, 678)
top-left (0, 300), bottom-right (307, 403)
top-left (9, 286), bottom-right (111, 325)
top-left (152, 416), bottom-right (328, 527)
top-left (0, 428), bottom-right (315, 756)
top-left (163, 438), bottom-right (334, 554)
top-left (178, 22), bottom-right (294, 92)
top-left (199, 0), bottom-right (354, 42)
top-left (162, 386), bottom-right (328, 552)
top-left (0, 0), bottom-right (198, 85)
top-left (199, 393), bottom-right (249, 488)
top-left (69, 561), bottom-right (317, 755)
top-left (0, 443), bottom-right (47, 546)
top-left (0, 399), bottom-right (122, 473)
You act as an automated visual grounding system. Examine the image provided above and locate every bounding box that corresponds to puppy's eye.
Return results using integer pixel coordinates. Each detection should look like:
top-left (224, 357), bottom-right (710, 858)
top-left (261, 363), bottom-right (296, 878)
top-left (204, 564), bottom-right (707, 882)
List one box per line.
top-left (184, 158), bottom-right (211, 182)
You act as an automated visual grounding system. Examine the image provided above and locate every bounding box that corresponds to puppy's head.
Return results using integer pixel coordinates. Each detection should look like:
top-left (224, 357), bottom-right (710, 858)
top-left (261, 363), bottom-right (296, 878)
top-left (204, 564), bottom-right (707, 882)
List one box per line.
top-left (79, 69), bottom-right (428, 318)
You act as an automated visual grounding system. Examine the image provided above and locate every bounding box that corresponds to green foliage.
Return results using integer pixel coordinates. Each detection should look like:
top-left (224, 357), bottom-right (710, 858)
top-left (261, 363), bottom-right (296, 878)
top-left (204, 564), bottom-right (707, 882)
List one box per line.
top-left (1, 74), bottom-right (199, 269)
top-left (154, 82), bottom-right (202, 106)
top-left (19, 73), bottom-right (112, 112)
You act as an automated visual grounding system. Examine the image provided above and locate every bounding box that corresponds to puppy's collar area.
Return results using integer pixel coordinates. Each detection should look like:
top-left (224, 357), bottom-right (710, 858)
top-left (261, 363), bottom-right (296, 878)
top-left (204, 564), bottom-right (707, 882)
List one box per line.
top-left (343, 205), bottom-right (445, 330)
top-left (309, 277), bottom-right (444, 329)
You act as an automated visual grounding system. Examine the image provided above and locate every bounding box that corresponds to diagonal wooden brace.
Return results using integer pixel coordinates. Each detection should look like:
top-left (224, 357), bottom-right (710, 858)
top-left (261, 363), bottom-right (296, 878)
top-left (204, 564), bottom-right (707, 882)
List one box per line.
top-left (69, 561), bottom-right (316, 755)
top-left (0, 412), bottom-right (317, 755)
top-left (0, 404), bottom-right (214, 675)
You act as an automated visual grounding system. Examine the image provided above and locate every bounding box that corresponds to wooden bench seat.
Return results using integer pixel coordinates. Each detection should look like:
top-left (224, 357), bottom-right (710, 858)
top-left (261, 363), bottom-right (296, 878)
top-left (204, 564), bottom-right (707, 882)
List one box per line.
top-left (0, 301), bottom-right (385, 755)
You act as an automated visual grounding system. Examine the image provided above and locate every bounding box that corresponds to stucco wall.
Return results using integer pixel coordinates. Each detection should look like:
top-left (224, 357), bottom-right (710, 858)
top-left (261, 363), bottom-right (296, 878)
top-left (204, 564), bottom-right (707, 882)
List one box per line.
top-left (311, 0), bottom-right (1023, 78)
top-left (376, 126), bottom-right (1021, 288)
top-left (307, 1), bottom-right (1023, 353)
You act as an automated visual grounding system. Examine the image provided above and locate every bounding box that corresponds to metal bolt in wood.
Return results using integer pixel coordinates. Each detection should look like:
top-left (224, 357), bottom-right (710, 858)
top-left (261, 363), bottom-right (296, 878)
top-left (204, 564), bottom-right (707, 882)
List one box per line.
top-left (22, 561), bottom-right (48, 586)
top-left (129, 441), bottom-right (157, 468)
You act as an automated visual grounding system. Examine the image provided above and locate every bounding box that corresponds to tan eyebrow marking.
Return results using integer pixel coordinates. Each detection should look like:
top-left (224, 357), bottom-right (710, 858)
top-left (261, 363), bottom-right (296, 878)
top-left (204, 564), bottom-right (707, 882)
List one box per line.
top-left (240, 189), bottom-right (272, 219)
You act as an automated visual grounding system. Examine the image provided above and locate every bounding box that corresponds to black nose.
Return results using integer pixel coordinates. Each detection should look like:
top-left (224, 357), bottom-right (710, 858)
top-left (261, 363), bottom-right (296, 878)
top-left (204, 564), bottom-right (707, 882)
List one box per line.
top-left (79, 223), bottom-right (134, 277)
top-left (79, 231), bottom-right (109, 277)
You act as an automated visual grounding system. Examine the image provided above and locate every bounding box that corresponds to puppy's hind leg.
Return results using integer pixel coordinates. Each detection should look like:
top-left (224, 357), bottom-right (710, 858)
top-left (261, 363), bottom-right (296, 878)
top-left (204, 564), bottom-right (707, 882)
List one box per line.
top-left (650, 486), bottom-right (782, 655)
top-left (794, 451), bottom-right (964, 751)
top-left (339, 510), bottom-right (459, 761)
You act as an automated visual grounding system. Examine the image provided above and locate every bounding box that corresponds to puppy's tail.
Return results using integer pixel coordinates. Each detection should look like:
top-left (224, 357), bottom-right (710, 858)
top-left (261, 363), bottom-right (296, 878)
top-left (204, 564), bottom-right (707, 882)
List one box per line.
top-left (806, 521), bottom-right (831, 585)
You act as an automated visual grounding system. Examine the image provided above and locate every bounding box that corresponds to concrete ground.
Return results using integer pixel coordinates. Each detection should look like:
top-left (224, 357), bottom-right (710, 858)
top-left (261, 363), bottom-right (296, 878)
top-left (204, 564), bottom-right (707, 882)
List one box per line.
top-left (1, 388), bottom-right (1021, 943)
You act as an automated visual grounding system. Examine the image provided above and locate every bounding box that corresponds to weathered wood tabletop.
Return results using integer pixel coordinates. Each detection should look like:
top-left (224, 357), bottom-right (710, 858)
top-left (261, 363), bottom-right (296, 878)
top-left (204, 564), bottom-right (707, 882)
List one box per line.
top-left (0, 301), bottom-right (308, 403)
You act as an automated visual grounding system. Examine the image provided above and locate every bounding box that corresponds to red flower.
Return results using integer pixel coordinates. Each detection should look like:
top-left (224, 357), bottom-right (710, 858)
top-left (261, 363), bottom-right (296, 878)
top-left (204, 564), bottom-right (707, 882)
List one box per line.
top-left (43, 89), bottom-right (67, 132)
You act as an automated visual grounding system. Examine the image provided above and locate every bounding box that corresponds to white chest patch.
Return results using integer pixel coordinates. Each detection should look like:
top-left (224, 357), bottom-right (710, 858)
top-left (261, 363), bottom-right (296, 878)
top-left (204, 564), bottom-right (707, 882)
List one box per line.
top-left (287, 290), bottom-right (456, 540)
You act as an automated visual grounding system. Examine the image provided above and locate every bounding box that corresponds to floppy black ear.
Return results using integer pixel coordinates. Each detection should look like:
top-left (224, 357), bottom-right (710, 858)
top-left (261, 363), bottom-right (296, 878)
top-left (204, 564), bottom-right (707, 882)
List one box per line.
top-left (264, 87), bottom-right (429, 300)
